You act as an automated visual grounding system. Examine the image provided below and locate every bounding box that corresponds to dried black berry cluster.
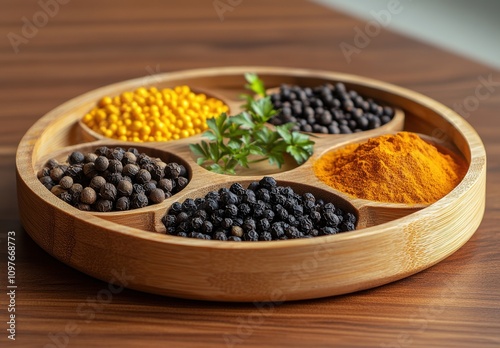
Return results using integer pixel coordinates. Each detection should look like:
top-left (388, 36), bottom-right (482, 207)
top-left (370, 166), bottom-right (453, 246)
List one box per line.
top-left (269, 82), bottom-right (395, 134)
top-left (162, 177), bottom-right (356, 241)
top-left (38, 146), bottom-right (189, 212)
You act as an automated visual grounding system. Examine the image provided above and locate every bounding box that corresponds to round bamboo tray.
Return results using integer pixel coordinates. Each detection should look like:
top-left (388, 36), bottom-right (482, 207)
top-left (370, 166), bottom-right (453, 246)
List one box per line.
top-left (16, 67), bottom-right (486, 302)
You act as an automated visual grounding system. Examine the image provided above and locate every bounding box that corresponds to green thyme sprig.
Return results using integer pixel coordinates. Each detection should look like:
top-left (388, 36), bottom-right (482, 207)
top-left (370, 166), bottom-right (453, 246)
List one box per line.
top-left (189, 74), bottom-right (314, 174)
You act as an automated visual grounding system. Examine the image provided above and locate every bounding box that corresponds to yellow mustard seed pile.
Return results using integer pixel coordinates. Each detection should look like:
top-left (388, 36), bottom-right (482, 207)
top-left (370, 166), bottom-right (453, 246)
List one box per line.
top-left (82, 86), bottom-right (229, 142)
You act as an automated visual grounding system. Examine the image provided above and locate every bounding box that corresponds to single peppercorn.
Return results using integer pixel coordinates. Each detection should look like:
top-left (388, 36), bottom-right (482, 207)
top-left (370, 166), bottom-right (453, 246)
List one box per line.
top-left (65, 164), bottom-right (81, 177)
top-left (256, 188), bottom-right (270, 203)
top-left (50, 185), bottom-right (66, 197)
top-left (243, 218), bottom-right (256, 232)
top-left (165, 162), bottom-right (181, 179)
top-left (285, 226), bottom-right (302, 239)
top-left (121, 175), bottom-right (132, 183)
top-left (201, 220), bottom-right (213, 234)
top-left (323, 211), bottom-right (340, 227)
top-left (259, 177), bottom-right (277, 190)
top-left (214, 231), bottom-right (228, 241)
top-left (320, 226), bottom-right (338, 235)
top-left (231, 226), bottom-right (244, 238)
top-left (232, 218), bottom-right (242, 227)
top-left (80, 187), bottom-right (97, 205)
top-left (131, 183), bottom-right (144, 195)
top-left (82, 163), bottom-right (97, 178)
top-left (191, 217), bottom-right (204, 230)
top-left (50, 167), bottom-right (64, 182)
top-left (193, 209), bottom-right (207, 220)
top-left (107, 149), bottom-right (123, 162)
top-left (95, 146), bottom-right (108, 156)
top-left (135, 169), bottom-right (151, 184)
top-left (142, 182), bottom-right (157, 195)
top-left (169, 202), bottom-right (182, 213)
top-left (131, 193), bottom-right (148, 209)
top-left (122, 152), bottom-right (137, 165)
top-left (76, 203), bottom-right (91, 211)
top-left (247, 181), bottom-right (259, 191)
top-left (259, 232), bottom-right (273, 241)
top-left (68, 151), bottom-right (84, 165)
top-left (150, 164), bottom-right (165, 181)
top-left (210, 213), bottom-right (223, 227)
top-left (221, 218), bottom-right (233, 229)
top-left (271, 222), bottom-right (285, 239)
top-left (89, 176), bottom-right (106, 191)
top-left (96, 199), bottom-right (113, 212)
top-left (141, 162), bottom-right (155, 173)
top-left (149, 188), bottom-right (165, 204)
top-left (94, 156), bottom-right (109, 172)
top-left (69, 183), bottom-right (83, 195)
top-left (177, 222), bottom-right (190, 233)
top-left (257, 218), bottom-right (271, 231)
top-left (59, 176), bottom-right (73, 190)
top-left (100, 183), bottom-right (117, 201)
top-left (37, 167), bottom-right (50, 179)
top-left (180, 199), bottom-right (195, 213)
top-left (59, 191), bottom-right (73, 204)
top-left (157, 178), bottom-right (173, 193)
top-left (244, 230), bottom-right (259, 241)
top-left (188, 232), bottom-right (211, 240)
top-left (45, 158), bottom-right (59, 169)
top-left (175, 177), bottom-right (189, 191)
top-left (238, 203), bottom-right (251, 216)
top-left (108, 159), bottom-right (123, 173)
top-left (262, 209), bottom-right (275, 221)
top-left (115, 196), bottom-right (130, 211)
top-left (84, 152), bottom-right (98, 163)
top-left (230, 182), bottom-right (245, 195)
top-left (137, 154), bottom-right (151, 166)
top-left (155, 160), bottom-right (167, 170)
top-left (176, 211), bottom-right (189, 223)
top-left (107, 172), bottom-right (123, 186)
top-left (225, 204), bottom-right (238, 217)
top-left (179, 165), bottom-right (187, 177)
top-left (122, 163), bottom-right (139, 178)
top-left (117, 180), bottom-right (133, 197)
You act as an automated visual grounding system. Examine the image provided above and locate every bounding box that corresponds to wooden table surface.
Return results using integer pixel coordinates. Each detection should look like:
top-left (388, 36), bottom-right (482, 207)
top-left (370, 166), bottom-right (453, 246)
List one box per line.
top-left (1, 0), bottom-right (499, 347)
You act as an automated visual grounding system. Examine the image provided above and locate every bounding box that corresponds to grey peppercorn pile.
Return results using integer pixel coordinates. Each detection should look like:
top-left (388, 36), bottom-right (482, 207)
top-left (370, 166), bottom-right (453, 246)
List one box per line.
top-left (269, 82), bottom-right (395, 134)
top-left (38, 146), bottom-right (189, 212)
top-left (162, 177), bottom-right (357, 241)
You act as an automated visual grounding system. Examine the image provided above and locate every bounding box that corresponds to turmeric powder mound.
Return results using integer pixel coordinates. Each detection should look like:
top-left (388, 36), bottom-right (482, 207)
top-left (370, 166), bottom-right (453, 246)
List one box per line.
top-left (313, 132), bottom-right (468, 204)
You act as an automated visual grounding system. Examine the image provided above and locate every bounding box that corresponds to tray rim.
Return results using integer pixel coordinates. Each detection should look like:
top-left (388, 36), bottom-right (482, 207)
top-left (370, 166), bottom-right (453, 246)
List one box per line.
top-left (16, 67), bottom-right (486, 301)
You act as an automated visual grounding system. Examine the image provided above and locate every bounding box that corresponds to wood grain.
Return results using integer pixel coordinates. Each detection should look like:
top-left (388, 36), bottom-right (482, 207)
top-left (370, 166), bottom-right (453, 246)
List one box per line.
top-left (1, 0), bottom-right (499, 347)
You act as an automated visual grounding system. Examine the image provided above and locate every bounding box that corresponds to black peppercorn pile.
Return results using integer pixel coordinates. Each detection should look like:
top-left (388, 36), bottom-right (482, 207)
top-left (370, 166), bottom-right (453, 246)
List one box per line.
top-left (269, 82), bottom-right (395, 134)
top-left (162, 177), bottom-right (357, 241)
top-left (38, 146), bottom-right (189, 212)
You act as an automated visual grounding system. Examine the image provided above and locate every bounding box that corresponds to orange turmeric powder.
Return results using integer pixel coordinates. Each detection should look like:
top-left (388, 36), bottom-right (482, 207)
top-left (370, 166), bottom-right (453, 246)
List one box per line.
top-left (313, 132), bottom-right (467, 204)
